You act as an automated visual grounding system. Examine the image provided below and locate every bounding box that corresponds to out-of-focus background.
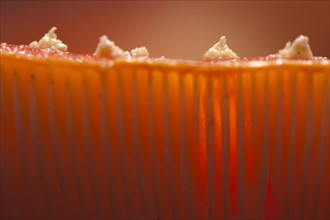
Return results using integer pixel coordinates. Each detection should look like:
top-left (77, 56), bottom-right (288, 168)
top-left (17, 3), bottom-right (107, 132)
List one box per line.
top-left (1, 1), bottom-right (329, 60)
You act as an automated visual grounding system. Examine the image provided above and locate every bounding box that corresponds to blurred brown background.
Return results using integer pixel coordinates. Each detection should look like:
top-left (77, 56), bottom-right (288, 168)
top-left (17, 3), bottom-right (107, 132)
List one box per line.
top-left (1, 1), bottom-right (329, 60)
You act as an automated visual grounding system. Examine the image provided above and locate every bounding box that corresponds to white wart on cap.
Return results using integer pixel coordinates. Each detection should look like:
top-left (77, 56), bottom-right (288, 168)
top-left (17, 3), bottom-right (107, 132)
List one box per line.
top-left (277, 35), bottom-right (313, 60)
top-left (29, 27), bottom-right (68, 52)
top-left (203, 36), bottom-right (239, 61)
